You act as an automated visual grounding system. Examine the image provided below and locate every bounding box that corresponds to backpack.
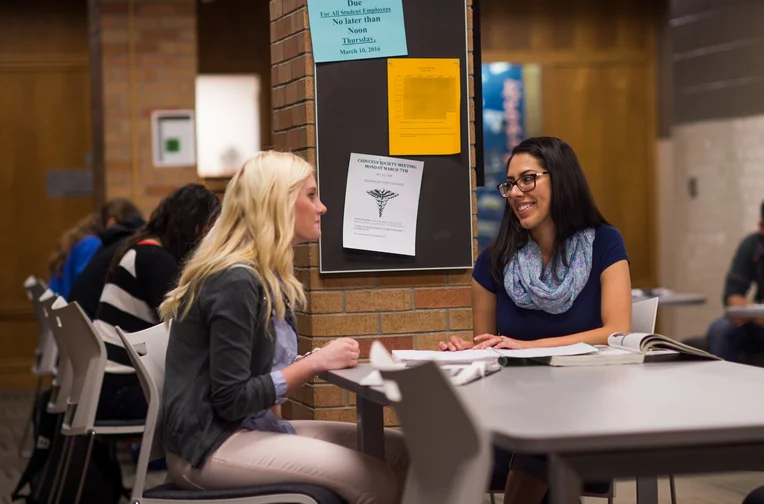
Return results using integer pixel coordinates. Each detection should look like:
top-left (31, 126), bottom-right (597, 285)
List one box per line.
top-left (11, 388), bottom-right (125, 504)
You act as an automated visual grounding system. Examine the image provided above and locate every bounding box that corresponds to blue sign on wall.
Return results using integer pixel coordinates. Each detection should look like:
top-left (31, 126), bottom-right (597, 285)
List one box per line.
top-left (477, 63), bottom-right (527, 251)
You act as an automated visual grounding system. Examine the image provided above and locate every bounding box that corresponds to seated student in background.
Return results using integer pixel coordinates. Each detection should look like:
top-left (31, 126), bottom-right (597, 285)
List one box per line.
top-left (48, 214), bottom-right (101, 297)
top-left (159, 152), bottom-right (408, 504)
top-left (48, 198), bottom-right (139, 297)
top-left (68, 198), bottom-right (144, 319)
top-left (93, 184), bottom-right (221, 421)
top-left (439, 137), bottom-right (632, 504)
top-left (706, 200), bottom-right (764, 362)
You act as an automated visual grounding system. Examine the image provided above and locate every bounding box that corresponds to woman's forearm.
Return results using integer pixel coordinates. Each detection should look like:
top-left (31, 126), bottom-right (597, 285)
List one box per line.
top-left (280, 357), bottom-right (322, 395)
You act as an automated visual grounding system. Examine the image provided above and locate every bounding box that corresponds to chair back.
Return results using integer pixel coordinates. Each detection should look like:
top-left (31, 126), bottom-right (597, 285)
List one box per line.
top-left (31, 288), bottom-right (58, 375)
top-left (24, 276), bottom-right (46, 305)
top-left (51, 302), bottom-right (107, 433)
top-left (632, 297), bottom-right (659, 333)
top-left (116, 322), bottom-right (171, 500)
top-left (44, 297), bottom-right (73, 413)
top-left (379, 356), bottom-right (491, 504)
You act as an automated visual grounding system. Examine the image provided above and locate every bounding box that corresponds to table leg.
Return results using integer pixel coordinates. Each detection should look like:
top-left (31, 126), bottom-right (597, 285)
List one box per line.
top-left (356, 396), bottom-right (385, 461)
top-left (549, 454), bottom-right (582, 504)
top-left (636, 477), bottom-right (659, 504)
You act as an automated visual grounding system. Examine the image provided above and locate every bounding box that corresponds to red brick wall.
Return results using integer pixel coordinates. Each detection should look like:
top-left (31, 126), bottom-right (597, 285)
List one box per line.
top-left (95, 0), bottom-right (199, 215)
top-left (270, 0), bottom-right (477, 424)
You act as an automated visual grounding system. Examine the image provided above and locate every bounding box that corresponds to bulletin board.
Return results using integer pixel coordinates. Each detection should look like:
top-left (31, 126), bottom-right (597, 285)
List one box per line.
top-left (314, 0), bottom-right (474, 273)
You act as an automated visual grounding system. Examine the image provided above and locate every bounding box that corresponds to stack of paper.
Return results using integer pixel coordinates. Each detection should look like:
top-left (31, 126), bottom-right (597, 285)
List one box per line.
top-left (494, 343), bottom-right (598, 359)
top-left (391, 343), bottom-right (599, 365)
top-left (391, 349), bottom-right (499, 365)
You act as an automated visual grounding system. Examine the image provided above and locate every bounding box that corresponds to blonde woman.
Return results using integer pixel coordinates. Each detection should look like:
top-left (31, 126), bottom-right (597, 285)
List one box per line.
top-left (159, 151), bottom-right (408, 504)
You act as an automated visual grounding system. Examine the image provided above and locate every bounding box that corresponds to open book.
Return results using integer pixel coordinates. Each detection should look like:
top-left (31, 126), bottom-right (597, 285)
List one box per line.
top-left (536, 332), bottom-right (720, 367)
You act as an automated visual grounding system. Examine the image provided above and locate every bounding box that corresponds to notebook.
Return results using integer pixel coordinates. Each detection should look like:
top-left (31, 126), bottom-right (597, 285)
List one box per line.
top-left (535, 332), bottom-right (720, 367)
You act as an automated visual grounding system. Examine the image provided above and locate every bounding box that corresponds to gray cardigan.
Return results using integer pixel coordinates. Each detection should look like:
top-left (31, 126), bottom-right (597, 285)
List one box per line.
top-left (162, 266), bottom-right (295, 467)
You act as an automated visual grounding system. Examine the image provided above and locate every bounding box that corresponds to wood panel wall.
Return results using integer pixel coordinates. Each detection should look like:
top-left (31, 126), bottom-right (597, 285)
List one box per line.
top-left (0, 0), bottom-right (92, 386)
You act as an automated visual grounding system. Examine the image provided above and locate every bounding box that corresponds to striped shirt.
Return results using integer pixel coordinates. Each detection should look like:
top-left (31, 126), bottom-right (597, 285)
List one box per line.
top-left (94, 243), bottom-right (178, 366)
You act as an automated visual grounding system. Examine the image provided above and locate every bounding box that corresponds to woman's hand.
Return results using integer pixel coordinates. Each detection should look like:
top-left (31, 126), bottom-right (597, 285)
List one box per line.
top-left (472, 334), bottom-right (534, 350)
top-left (310, 338), bottom-right (360, 371)
top-left (438, 335), bottom-right (475, 352)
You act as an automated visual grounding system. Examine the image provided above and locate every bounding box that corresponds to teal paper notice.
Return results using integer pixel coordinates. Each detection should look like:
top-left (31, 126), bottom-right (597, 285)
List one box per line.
top-left (307, 0), bottom-right (408, 63)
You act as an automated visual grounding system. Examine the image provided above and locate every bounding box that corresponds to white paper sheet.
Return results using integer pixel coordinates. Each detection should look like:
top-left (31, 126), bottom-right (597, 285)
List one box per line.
top-left (494, 342), bottom-right (598, 359)
top-left (342, 153), bottom-right (424, 256)
top-left (391, 349), bottom-right (499, 364)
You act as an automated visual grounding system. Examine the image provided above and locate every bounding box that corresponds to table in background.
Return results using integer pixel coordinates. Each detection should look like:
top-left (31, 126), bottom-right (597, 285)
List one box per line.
top-left (632, 289), bottom-right (707, 307)
top-left (726, 304), bottom-right (764, 318)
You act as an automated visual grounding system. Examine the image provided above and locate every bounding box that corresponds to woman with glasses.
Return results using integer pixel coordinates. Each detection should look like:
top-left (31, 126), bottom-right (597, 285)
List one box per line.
top-left (440, 137), bottom-right (632, 503)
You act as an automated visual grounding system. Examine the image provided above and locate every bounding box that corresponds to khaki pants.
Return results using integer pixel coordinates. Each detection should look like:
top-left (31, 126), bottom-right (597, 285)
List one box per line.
top-left (167, 420), bottom-right (408, 504)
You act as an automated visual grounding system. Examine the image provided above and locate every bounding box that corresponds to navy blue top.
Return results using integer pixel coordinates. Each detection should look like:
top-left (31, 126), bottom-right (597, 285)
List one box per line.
top-left (472, 225), bottom-right (629, 340)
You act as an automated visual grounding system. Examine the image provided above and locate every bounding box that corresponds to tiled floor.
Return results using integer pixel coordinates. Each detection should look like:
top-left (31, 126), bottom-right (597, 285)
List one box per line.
top-left (1, 388), bottom-right (761, 504)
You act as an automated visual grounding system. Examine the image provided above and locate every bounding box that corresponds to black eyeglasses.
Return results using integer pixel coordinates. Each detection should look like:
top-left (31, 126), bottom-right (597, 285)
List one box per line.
top-left (497, 172), bottom-right (550, 197)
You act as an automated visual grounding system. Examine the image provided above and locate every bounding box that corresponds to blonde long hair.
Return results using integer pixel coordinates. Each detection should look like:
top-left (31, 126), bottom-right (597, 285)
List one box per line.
top-left (159, 151), bottom-right (313, 323)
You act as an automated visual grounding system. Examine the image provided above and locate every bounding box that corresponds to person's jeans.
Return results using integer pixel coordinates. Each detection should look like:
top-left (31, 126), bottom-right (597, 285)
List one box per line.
top-left (706, 317), bottom-right (764, 363)
top-left (167, 421), bottom-right (408, 504)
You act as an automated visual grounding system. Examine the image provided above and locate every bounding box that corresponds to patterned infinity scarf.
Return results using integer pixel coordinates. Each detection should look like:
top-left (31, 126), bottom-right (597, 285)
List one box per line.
top-left (503, 228), bottom-right (595, 314)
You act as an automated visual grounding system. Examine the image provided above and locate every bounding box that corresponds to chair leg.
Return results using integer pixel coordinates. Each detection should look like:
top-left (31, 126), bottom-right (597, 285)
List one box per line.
top-left (17, 376), bottom-right (42, 458)
top-left (669, 474), bottom-right (677, 504)
top-left (17, 405), bottom-right (34, 458)
top-left (50, 436), bottom-right (74, 504)
top-left (34, 414), bottom-right (62, 502)
top-left (73, 431), bottom-right (96, 504)
top-left (489, 492), bottom-right (496, 504)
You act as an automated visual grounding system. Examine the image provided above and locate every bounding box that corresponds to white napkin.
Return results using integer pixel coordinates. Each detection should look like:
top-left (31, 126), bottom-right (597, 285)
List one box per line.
top-left (364, 341), bottom-right (501, 391)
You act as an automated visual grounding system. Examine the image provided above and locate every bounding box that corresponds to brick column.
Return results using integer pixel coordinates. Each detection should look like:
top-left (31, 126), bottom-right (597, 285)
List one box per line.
top-left (271, 0), bottom-right (477, 424)
top-left (95, 0), bottom-right (199, 215)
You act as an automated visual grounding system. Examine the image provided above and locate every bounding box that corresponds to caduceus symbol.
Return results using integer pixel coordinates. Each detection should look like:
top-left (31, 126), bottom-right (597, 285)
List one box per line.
top-left (366, 189), bottom-right (399, 217)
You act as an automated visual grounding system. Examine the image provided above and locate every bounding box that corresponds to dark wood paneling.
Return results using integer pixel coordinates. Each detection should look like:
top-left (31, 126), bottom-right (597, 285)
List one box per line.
top-left (671, 0), bottom-right (756, 19)
top-left (675, 44), bottom-right (764, 90)
top-left (672, 3), bottom-right (764, 54)
top-left (671, 0), bottom-right (764, 123)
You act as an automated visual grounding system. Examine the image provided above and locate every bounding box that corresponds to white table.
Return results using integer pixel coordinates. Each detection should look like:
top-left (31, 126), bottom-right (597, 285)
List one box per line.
top-left (632, 289), bottom-right (707, 307)
top-left (324, 361), bottom-right (764, 504)
top-left (725, 304), bottom-right (764, 318)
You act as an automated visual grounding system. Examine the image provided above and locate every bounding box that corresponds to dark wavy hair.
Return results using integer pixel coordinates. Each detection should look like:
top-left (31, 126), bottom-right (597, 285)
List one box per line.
top-left (100, 198), bottom-right (142, 229)
top-left (489, 137), bottom-right (608, 283)
top-left (109, 184), bottom-right (221, 274)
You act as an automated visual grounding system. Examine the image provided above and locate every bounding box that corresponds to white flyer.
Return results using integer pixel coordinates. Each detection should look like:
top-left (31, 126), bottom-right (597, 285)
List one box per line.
top-left (342, 153), bottom-right (424, 256)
